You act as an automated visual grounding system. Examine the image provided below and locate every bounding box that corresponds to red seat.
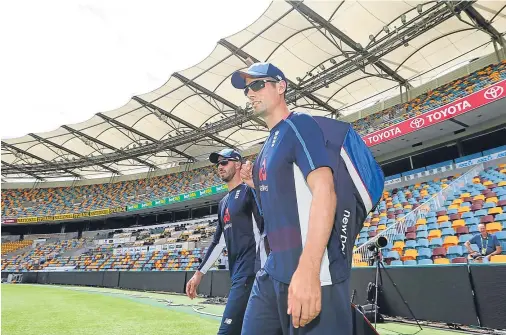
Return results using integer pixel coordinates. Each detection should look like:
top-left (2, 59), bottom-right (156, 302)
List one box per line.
top-left (481, 215), bottom-right (494, 224)
top-left (487, 184), bottom-right (497, 189)
top-left (456, 226), bottom-right (469, 236)
top-left (462, 197), bottom-right (472, 203)
top-left (472, 200), bottom-right (484, 206)
top-left (437, 210), bottom-right (447, 217)
top-left (449, 214), bottom-right (461, 221)
top-left (432, 247), bottom-right (447, 259)
top-left (406, 226), bottom-right (416, 234)
top-left (370, 221), bottom-right (378, 227)
top-left (451, 257), bottom-right (468, 264)
top-left (387, 214), bottom-right (395, 219)
top-left (471, 204), bottom-right (483, 211)
top-left (368, 231), bottom-right (377, 238)
top-left (395, 209), bottom-right (403, 215)
top-left (406, 232), bottom-right (416, 240)
top-left (498, 200), bottom-right (506, 207)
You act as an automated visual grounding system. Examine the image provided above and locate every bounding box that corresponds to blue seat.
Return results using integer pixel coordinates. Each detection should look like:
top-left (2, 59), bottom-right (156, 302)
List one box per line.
top-left (416, 239), bottom-right (429, 250)
top-left (427, 217), bottom-right (437, 224)
top-left (440, 222), bottom-right (452, 230)
top-left (427, 223), bottom-right (439, 231)
top-left (418, 259), bottom-right (433, 265)
top-left (416, 225), bottom-right (428, 232)
top-left (469, 225), bottom-right (479, 235)
top-left (386, 251), bottom-right (400, 260)
top-left (447, 209), bottom-right (458, 215)
top-left (459, 234), bottom-right (473, 244)
top-left (495, 231), bottom-right (506, 241)
top-left (426, 212), bottom-right (436, 218)
top-left (416, 231), bottom-right (428, 239)
top-left (403, 260), bottom-right (417, 266)
top-left (495, 213), bottom-right (506, 222)
top-left (475, 209), bottom-right (487, 217)
top-left (461, 212), bottom-right (474, 219)
top-left (393, 234), bottom-right (405, 242)
top-left (429, 238), bottom-right (443, 249)
top-left (442, 228), bottom-right (456, 237)
top-left (417, 248), bottom-right (432, 260)
top-left (465, 218), bottom-right (479, 226)
top-left (360, 231), bottom-right (368, 238)
top-left (447, 245), bottom-right (463, 259)
top-left (390, 260), bottom-right (403, 266)
top-left (483, 202), bottom-right (496, 209)
top-left (405, 240), bottom-right (417, 250)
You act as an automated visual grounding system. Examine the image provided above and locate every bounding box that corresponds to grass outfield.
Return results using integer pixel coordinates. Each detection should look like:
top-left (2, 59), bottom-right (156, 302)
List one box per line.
top-left (2, 284), bottom-right (464, 335)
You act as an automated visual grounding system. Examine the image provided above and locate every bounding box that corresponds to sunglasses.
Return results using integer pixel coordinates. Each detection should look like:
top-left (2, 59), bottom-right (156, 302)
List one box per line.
top-left (244, 79), bottom-right (279, 96)
top-left (216, 159), bottom-right (239, 167)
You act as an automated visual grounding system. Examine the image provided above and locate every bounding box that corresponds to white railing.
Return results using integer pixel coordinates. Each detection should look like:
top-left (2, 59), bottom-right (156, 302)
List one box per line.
top-left (353, 163), bottom-right (484, 265)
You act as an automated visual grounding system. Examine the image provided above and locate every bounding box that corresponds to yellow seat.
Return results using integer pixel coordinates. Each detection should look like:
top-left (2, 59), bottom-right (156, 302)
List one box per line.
top-left (434, 258), bottom-right (450, 264)
top-left (377, 224), bottom-right (386, 230)
top-left (416, 218), bottom-right (427, 226)
top-left (458, 206), bottom-right (470, 214)
top-left (364, 222), bottom-right (370, 228)
top-left (372, 218), bottom-right (380, 223)
top-left (448, 204), bottom-right (459, 210)
top-left (404, 204), bottom-right (412, 210)
top-left (452, 199), bottom-right (463, 206)
top-left (486, 222), bottom-right (502, 234)
top-left (402, 249), bottom-right (418, 261)
top-left (452, 220), bottom-right (466, 229)
top-left (392, 241), bottom-right (405, 253)
top-left (460, 193), bottom-right (471, 199)
top-left (473, 194), bottom-right (485, 201)
top-left (443, 236), bottom-right (459, 249)
top-left (379, 212), bottom-right (387, 217)
top-left (437, 215), bottom-right (449, 223)
top-left (499, 181), bottom-right (506, 187)
top-left (354, 262), bottom-right (369, 267)
top-left (485, 197), bottom-right (498, 204)
top-left (428, 229), bottom-right (442, 241)
top-left (488, 207), bottom-right (503, 215)
top-left (490, 255), bottom-right (506, 263)
top-left (483, 181), bottom-right (493, 186)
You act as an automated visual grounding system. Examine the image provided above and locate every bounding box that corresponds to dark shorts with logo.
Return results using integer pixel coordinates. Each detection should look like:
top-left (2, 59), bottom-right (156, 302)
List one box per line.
top-left (241, 269), bottom-right (352, 335)
top-left (218, 275), bottom-right (255, 335)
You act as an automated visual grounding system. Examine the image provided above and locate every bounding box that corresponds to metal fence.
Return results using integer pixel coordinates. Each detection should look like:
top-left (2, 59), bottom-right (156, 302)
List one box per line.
top-left (353, 163), bottom-right (484, 265)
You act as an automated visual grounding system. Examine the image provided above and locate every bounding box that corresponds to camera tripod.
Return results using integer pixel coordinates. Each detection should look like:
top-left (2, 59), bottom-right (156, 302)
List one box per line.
top-left (371, 249), bottom-right (423, 331)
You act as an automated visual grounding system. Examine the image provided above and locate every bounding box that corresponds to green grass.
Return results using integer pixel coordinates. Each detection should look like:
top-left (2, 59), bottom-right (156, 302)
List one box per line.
top-left (1, 284), bottom-right (464, 335)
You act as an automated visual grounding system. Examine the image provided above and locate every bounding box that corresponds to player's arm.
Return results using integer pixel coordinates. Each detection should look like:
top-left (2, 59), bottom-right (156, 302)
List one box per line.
top-left (186, 210), bottom-right (226, 299)
top-left (285, 114), bottom-right (336, 328)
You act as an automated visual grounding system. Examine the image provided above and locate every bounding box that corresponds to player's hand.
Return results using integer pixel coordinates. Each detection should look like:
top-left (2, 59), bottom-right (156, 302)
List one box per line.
top-left (186, 271), bottom-right (203, 299)
top-left (287, 266), bottom-right (321, 328)
top-left (240, 160), bottom-right (254, 188)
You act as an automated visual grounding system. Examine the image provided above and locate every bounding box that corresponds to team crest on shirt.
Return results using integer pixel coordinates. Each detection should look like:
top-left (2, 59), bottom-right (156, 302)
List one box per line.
top-left (223, 208), bottom-right (231, 230)
top-left (259, 158), bottom-right (268, 192)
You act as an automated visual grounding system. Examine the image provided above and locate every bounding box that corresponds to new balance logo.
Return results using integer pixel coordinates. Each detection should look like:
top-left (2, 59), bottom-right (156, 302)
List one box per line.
top-left (340, 209), bottom-right (350, 257)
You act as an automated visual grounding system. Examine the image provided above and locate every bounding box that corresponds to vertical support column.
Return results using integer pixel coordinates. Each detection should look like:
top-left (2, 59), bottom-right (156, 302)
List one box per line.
top-left (60, 224), bottom-right (66, 234)
top-left (409, 156), bottom-right (414, 170)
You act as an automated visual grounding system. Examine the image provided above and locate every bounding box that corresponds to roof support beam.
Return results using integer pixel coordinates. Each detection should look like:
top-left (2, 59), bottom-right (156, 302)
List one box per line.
top-left (96, 113), bottom-right (195, 161)
top-left (172, 73), bottom-right (268, 128)
top-left (1, 161), bottom-right (44, 180)
top-left (218, 39), bottom-right (341, 116)
top-left (1, 142), bottom-right (81, 178)
top-left (287, 0), bottom-right (411, 88)
top-left (131, 96), bottom-right (238, 150)
top-left (28, 133), bottom-right (121, 175)
top-left (464, 5), bottom-right (506, 46)
top-left (61, 125), bottom-right (158, 170)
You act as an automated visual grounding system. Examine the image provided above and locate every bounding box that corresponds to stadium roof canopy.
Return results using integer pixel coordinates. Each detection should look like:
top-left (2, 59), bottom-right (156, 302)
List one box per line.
top-left (2, 0), bottom-right (505, 180)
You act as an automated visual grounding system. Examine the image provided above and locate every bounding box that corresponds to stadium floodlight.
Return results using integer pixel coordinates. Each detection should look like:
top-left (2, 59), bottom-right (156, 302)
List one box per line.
top-left (401, 14), bottom-right (407, 24)
top-left (417, 4), bottom-right (423, 14)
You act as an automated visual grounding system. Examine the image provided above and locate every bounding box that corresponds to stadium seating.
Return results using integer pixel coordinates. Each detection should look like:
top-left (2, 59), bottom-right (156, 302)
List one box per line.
top-left (355, 163), bottom-right (506, 266)
top-left (352, 61), bottom-right (506, 134)
top-left (1, 240), bottom-right (32, 255)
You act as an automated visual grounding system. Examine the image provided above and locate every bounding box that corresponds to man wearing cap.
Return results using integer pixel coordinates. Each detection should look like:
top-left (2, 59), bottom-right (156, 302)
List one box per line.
top-left (186, 148), bottom-right (266, 335)
top-left (230, 63), bottom-right (383, 335)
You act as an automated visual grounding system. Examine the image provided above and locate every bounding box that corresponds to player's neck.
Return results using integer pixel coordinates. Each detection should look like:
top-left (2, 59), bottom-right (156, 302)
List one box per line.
top-left (227, 176), bottom-right (243, 192)
top-left (264, 103), bottom-right (290, 130)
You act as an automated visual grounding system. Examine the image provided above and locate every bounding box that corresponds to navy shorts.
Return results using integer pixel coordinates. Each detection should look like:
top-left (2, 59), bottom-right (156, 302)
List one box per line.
top-left (241, 269), bottom-right (352, 335)
top-left (218, 275), bottom-right (255, 335)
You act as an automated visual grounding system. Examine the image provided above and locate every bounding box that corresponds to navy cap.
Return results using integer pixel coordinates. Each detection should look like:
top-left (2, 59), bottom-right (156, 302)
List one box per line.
top-left (231, 62), bottom-right (286, 89)
top-left (209, 148), bottom-right (242, 164)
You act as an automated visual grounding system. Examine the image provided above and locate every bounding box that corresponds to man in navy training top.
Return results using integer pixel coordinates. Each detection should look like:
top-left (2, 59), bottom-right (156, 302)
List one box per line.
top-left (186, 148), bottom-right (266, 335)
top-left (465, 223), bottom-right (502, 262)
top-left (232, 63), bottom-right (383, 335)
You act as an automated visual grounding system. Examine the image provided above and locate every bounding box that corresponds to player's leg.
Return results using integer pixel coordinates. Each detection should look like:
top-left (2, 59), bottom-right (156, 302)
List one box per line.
top-left (217, 275), bottom-right (255, 335)
top-left (274, 278), bottom-right (353, 335)
top-left (241, 269), bottom-right (283, 335)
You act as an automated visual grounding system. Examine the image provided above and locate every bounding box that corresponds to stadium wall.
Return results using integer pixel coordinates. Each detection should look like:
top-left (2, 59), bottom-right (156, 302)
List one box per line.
top-left (4, 265), bottom-right (505, 330)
